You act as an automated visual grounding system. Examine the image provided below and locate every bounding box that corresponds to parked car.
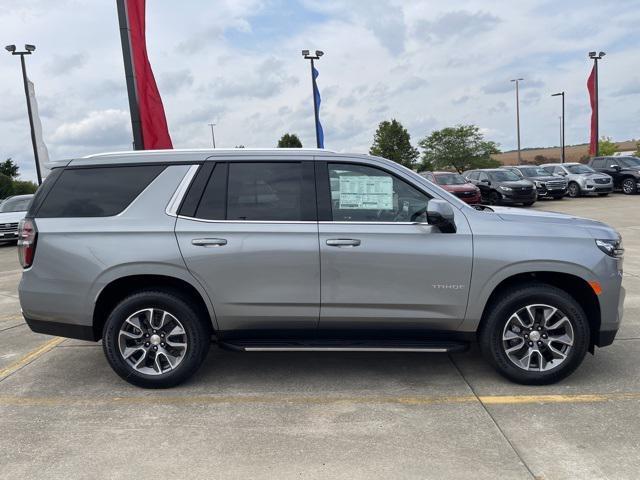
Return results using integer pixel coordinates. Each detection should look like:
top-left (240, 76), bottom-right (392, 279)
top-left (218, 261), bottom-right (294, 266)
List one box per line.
top-left (463, 168), bottom-right (537, 206)
top-left (502, 165), bottom-right (568, 200)
top-left (19, 149), bottom-right (624, 388)
top-left (419, 171), bottom-right (481, 204)
top-left (0, 194), bottom-right (33, 243)
top-left (588, 156), bottom-right (640, 195)
top-left (541, 163), bottom-right (613, 198)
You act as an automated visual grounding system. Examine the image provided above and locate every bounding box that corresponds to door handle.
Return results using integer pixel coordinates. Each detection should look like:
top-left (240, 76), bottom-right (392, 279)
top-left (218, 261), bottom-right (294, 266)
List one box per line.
top-left (191, 238), bottom-right (227, 247)
top-left (326, 238), bottom-right (361, 247)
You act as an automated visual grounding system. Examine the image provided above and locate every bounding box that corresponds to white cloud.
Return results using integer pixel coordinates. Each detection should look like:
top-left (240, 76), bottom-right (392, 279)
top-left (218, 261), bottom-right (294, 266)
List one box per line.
top-left (51, 109), bottom-right (130, 148)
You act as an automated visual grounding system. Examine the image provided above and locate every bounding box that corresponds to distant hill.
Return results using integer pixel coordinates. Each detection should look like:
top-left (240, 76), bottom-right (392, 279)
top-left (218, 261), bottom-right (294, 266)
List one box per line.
top-left (493, 140), bottom-right (638, 165)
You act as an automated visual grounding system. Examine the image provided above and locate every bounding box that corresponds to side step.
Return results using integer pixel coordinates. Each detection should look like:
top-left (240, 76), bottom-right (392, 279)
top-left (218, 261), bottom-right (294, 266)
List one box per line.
top-left (219, 339), bottom-right (468, 353)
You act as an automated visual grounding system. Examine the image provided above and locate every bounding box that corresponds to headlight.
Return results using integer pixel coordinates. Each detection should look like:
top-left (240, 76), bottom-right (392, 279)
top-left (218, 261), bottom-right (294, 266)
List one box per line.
top-left (499, 186), bottom-right (512, 191)
top-left (595, 239), bottom-right (624, 258)
top-left (534, 181), bottom-right (543, 188)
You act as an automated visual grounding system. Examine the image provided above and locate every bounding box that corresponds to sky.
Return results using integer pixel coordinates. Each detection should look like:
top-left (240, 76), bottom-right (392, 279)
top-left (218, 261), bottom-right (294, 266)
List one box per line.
top-left (1, 0), bottom-right (639, 182)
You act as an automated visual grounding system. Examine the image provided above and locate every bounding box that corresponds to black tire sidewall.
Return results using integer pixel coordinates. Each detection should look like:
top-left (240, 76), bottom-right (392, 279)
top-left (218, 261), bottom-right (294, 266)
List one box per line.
top-left (568, 182), bottom-right (580, 197)
top-left (622, 178), bottom-right (636, 195)
top-left (103, 291), bottom-right (210, 388)
top-left (480, 284), bottom-right (590, 385)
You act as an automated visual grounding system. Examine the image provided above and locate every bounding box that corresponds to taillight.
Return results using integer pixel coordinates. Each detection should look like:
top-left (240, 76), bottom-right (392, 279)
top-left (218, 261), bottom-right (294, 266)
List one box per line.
top-left (18, 218), bottom-right (37, 268)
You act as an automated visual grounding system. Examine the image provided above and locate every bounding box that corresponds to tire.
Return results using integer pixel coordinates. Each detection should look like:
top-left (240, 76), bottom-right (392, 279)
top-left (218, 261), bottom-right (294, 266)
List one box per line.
top-left (489, 191), bottom-right (501, 205)
top-left (103, 290), bottom-right (211, 388)
top-left (479, 283), bottom-right (590, 385)
top-left (622, 177), bottom-right (637, 195)
top-left (567, 182), bottom-right (581, 198)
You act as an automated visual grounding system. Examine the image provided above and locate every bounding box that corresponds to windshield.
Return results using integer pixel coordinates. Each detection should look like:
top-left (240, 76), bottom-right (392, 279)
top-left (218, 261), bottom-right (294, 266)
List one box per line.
top-left (434, 173), bottom-right (467, 185)
top-left (518, 167), bottom-right (549, 177)
top-left (619, 157), bottom-right (640, 168)
top-left (0, 197), bottom-right (32, 213)
top-left (566, 164), bottom-right (595, 174)
top-left (488, 170), bottom-right (521, 182)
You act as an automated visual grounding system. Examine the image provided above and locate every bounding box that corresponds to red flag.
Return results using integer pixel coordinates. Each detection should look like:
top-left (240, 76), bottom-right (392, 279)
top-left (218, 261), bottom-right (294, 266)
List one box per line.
top-left (126, 0), bottom-right (172, 149)
top-left (587, 65), bottom-right (597, 156)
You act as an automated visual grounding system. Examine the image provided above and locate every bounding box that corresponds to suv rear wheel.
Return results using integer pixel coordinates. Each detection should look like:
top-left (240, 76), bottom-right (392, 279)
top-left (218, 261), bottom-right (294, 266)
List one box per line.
top-left (103, 290), bottom-right (211, 388)
top-left (479, 283), bottom-right (589, 384)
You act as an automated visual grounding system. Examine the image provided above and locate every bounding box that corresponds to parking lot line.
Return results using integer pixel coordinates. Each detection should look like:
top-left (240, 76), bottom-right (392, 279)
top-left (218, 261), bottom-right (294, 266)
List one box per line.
top-left (0, 391), bottom-right (639, 407)
top-left (0, 336), bottom-right (65, 381)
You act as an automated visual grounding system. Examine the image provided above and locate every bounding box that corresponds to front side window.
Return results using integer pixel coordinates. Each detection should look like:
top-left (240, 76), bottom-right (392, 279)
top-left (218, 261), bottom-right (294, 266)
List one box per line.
top-left (328, 163), bottom-right (430, 222)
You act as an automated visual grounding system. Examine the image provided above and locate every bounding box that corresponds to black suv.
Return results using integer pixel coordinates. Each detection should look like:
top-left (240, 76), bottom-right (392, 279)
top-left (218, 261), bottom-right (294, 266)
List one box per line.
top-left (463, 168), bottom-right (537, 206)
top-left (502, 165), bottom-right (567, 200)
top-left (588, 156), bottom-right (640, 194)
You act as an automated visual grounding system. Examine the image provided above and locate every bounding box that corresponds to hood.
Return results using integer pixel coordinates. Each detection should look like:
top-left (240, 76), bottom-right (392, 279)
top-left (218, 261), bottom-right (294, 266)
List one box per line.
top-left (528, 175), bottom-right (563, 183)
top-left (442, 183), bottom-right (477, 192)
top-left (0, 210), bottom-right (26, 224)
top-left (496, 180), bottom-right (534, 188)
top-left (576, 172), bottom-right (610, 179)
top-left (490, 206), bottom-right (618, 239)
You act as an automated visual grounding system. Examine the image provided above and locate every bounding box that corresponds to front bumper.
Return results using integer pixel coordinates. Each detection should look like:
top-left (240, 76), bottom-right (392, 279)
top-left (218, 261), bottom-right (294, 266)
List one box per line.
top-left (536, 185), bottom-right (568, 197)
top-left (0, 230), bottom-right (18, 241)
top-left (499, 191), bottom-right (537, 204)
top-left (583, 183), bottom-right (613, 194)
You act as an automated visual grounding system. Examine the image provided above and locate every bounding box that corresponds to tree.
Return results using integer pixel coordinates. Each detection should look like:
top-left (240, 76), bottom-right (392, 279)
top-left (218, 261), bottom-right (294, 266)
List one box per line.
top-left (634, 142), bottom-right (640, 157)
top-left (369, 119), bottom-right (419, 169)
top-left (277, 133), bottom-right (302, 148)
top-left (0, 158), bottom-right (19, 179)
top-left (598, 137), bottom-right (618, 156)
top-left (0, 173), bottom-right (12, 199)
top-left (418, 125), bottom-right (501, 173)
top-left (11, 180), bottom-right (38, 195)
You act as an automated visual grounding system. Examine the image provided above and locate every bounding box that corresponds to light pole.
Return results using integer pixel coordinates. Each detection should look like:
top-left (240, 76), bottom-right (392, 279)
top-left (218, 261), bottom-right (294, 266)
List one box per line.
top-left (5, 44), bottom-right (42, 185)
top-left (208, 123), bottom-right (216, 148)
top-left (588, 51), bottom-right (605, 156)
top-left (510, 78), bottom-right (524, 163)
top-left (302, 49), bottom-right (324, 148)
top-left (551, 91), bottom-right (565, 163)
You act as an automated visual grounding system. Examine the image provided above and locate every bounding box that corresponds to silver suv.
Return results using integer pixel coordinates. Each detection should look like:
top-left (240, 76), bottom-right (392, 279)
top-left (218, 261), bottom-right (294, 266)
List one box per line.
top-left (541, 163), bottom-right (613, 198)
top-left (19, 149), bottom-right (625, 388)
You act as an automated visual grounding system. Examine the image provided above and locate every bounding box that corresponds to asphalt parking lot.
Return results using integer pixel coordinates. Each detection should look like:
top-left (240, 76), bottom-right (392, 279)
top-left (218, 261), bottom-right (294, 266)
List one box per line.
top-left (1, 194), bottom-right (639, 480)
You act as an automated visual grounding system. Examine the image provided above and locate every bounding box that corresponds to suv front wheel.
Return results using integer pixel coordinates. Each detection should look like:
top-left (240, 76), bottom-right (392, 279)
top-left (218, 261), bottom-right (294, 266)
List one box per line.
top-left (479, 283), bottom-right (589, 384)
top-left (103, 290), bottom-right (211, 388)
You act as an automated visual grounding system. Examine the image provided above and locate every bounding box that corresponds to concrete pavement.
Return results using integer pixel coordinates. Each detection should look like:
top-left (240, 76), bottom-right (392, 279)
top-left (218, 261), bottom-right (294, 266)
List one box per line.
top-left (1, 194), bottom-right (639, 479)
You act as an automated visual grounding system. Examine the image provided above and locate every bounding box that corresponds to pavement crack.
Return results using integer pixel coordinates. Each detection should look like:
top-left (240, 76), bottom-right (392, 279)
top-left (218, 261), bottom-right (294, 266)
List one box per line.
top-left (449, 354), bottom-right (537, 480)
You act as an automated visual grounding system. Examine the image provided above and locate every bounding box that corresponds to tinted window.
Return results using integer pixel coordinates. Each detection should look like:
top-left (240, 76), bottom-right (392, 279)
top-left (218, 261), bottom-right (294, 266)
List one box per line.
top-left (478, 172), bottom-right (489, 182)
top-left (591, 159), bottom-right (605, 168)
top-left (37, 165), bottom-right (165, 218)
top-left (226, 162), bottom-right (310, 221)
top-left (194, 163), bottom-right (227, 220)
top-left (489, 170), bottom-right (521, 182)
top-left (518, 167), bottom-right (548, 177)
top-left (619, 157), bottom-right (640, 168)
top-left (434, 173), bottom-right (466, 185)
top-left (328, 163), bottom-right (430, 222)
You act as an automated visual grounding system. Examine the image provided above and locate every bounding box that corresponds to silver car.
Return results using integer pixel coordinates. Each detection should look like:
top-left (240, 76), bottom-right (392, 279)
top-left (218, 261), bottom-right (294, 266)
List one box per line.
top-left (19, 149), bottom-right (625, 388)
top-left (541, 162), bottom-right (613, 198)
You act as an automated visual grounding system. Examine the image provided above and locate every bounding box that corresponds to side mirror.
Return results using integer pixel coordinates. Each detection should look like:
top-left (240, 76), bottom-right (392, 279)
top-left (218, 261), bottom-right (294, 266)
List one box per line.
top-left (610, 165), bottom-right (621, 170)
top-left (480, 179), bottom-right (490, 185)
top-left (427, 199), bottom-right (456, 233)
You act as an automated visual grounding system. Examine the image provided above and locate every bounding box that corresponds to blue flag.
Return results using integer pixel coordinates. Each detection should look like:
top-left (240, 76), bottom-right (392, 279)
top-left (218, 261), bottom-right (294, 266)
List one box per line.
top-left (312, 66), bottom-right (324, 148)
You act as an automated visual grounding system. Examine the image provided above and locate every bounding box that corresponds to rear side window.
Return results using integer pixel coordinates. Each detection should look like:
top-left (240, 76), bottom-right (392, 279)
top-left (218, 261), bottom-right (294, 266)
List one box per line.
top-left (36, 165), bottom-right (165, 218)
top-left (194, 162), bottom-right (316, 221)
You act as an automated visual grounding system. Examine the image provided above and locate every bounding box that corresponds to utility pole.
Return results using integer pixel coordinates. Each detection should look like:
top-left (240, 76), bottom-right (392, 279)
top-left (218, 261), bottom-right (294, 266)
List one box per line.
top-left (551, 91), bottom-right (565, 163)
top-left (5, 44), bottom-right (42, 185)
top-left (511, 78), bottom-right (524, 163)
top-left (208, 123), bottom-right (216, 148)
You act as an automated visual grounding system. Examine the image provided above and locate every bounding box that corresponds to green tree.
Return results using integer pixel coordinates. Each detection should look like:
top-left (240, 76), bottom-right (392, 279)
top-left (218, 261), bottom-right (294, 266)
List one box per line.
top-left (0, 173), bottom-right (12, 199)
top-left (369, 119), bottom-right (419, 169)
top-left (0, 158), bottom-right (19, 179)
top-left (598, 137), bottom-right (618, 156)
top-left (634, 141), bottom-right (640, 157)
top-left (11, 180), bottom-right (38, 195)
top-left (418, 125), bottom-right (501, 173)
top-left (277, 133), bottom-right (303, 148)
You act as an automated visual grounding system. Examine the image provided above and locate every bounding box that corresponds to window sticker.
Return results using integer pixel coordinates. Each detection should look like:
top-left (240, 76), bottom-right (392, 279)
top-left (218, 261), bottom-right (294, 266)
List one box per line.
top-left (338, 175), bottom-right (393, 210)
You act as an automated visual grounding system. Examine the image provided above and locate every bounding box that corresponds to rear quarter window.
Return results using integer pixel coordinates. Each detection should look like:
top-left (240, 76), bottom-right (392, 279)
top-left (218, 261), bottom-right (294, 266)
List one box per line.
top-left (36, 165), bottom-right (165, 218)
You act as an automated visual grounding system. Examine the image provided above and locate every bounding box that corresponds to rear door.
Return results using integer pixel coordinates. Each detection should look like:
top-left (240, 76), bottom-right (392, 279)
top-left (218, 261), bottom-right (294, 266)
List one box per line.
top-left (316, 160), bottom-right (473, 332)
top-left (175, 160), bottom-right (320, 332)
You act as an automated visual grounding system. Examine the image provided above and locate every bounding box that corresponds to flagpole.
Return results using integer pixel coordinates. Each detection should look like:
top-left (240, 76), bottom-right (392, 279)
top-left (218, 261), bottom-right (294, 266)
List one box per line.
top-left (117, 0), bottom-right (144, 150)
top-left (588, 51), bottom-right (605, 157)
top-left (302, 49), bottom-right (324, 148)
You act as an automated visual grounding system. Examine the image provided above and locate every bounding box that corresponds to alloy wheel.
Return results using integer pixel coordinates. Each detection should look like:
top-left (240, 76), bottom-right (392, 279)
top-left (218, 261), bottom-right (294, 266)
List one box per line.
top-left (568, 183), bottom-right (580, 197)
top-left (502, 303), bottom-right (574, 372)
top-left (118, 308), bottom-right (188, 375)
top-left (622, 178), bottom-right (636, 194)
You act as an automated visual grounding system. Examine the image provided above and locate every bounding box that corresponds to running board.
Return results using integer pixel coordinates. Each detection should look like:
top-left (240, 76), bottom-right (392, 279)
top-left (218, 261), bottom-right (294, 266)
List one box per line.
top-left (219, 339), bottom-right (468, 353)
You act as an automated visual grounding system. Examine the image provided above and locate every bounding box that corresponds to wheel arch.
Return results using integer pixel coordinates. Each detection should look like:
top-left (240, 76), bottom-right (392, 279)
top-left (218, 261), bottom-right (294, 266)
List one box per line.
top-left (93, 274), bottom-right (216, 341)
top-left (476, 271), bottom-right (601, 350)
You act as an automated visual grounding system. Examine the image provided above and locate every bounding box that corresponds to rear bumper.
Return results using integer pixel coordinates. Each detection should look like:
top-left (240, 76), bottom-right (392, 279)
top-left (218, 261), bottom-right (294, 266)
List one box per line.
top-left (24, 316), bottom-right (98, 341)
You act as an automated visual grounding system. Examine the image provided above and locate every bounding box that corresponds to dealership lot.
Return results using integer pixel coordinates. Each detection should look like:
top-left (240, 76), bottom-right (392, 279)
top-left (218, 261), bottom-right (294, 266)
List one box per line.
top-left (1, 195), bottom-right (639, 479)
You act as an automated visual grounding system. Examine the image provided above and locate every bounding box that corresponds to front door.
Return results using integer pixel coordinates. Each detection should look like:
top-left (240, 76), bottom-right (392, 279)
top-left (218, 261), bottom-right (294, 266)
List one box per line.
top-left (175, 160), bottom-right (320, 332)
top-left (317, 161), bottom-right (473, 332)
